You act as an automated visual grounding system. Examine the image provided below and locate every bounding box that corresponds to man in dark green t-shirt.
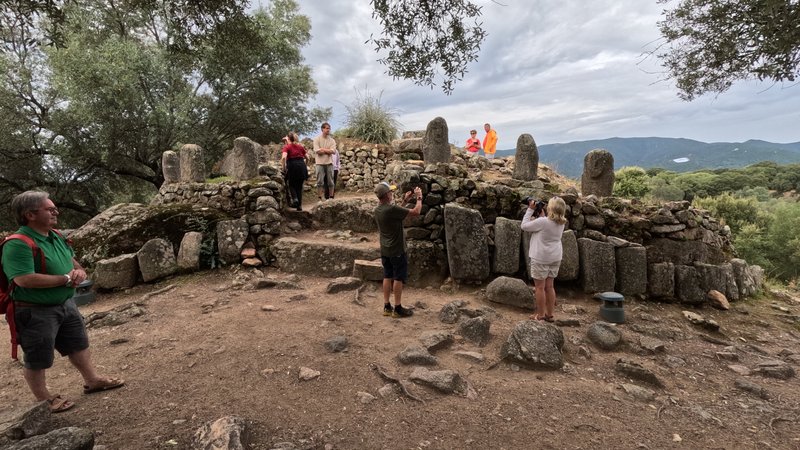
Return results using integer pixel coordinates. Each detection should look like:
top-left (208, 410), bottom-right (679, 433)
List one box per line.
top-left (2, 191), bottom-right (124, 413)
top-left (373, 182), bottom-right (422, 318)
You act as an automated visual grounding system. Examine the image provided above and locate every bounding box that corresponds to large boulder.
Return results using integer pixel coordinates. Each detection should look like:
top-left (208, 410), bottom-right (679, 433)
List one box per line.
top-left (0, 402), bottom-right (51, 447)
top-left (675, 264), bottom-right (704, 304)
top-left (512, 134), bottom-right (539, 181)
top-left (492, 218), bottom-right (521, 274)
top-left (93, 254), bottom-right (139, 290)
top-left (177, 231), bottom-right (204, 272)
top-left (648, 262), bottom-right (675, 299)
top-left (311, 198), bottom-right (378, 232)
top-left (5, 427), bottom-right (94, 450)
top-left (557, 230), bottom-right (579, 281)
top-left (501, 320), bottom-right (564, 370)
top-left (444, 203), bottom-right (490, 282)
top-left (730, 258), bottom-right (763, 297)
top-left (216, 219), bottom-right (249, 265)
top-left (406, 240), bottom-right (448, 288)
top-left (70, 203), bottom-right (230, 267)
top-left (137, 238), bottom-right (177, 283)
top-left (486, 276), bottom-right (533, 310)
top-left (616, 246), bottom-right (647, 295)
top-left (578, 238), bottom-right (616, 293)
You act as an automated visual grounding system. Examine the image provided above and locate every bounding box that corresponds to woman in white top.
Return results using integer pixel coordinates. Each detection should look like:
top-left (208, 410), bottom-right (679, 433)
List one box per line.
top-left (520, 196), bottom-right (568, 322)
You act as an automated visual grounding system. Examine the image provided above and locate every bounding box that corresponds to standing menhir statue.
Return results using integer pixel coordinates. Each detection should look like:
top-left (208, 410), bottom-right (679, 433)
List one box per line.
top-left (512, 133), bottom-right (539, 181)
top-left (161, 150), bottom-right (180, 185)
top-left (422, 117), bottom-right (450, 164)
top-left (229, 137), bottom-right (260, 181)
top-left (180, 144), bottom-right (206, 182)
top-left (581, 149), bottom-right (615, 197)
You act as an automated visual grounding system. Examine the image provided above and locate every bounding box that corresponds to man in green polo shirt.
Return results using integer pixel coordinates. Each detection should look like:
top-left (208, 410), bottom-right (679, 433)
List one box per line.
top-left (2, 191), bottom-right (124, 413)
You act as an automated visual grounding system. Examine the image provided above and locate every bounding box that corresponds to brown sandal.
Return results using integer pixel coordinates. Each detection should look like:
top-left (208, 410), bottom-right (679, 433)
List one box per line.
top-left (48, 395), bottom-right (75, 413)
top-left (84, 377), bottom-right (125, 394)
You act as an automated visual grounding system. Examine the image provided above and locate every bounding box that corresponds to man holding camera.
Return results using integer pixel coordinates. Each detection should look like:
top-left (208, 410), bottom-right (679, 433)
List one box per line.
top-left (2, 191), bottom-right (124, 413)
top-left (374, 182), bottom-right (423, 318)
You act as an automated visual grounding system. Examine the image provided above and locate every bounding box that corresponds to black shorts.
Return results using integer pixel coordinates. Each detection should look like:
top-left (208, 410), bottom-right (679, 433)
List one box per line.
top-left (381, 254), bottom-right (408, 283)
top-left (14, 299), bottom-right (90, 370)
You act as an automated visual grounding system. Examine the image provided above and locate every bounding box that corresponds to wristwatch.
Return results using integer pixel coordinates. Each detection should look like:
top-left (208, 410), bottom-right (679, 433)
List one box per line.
top-left (63, 274), bottom-right (72, 286)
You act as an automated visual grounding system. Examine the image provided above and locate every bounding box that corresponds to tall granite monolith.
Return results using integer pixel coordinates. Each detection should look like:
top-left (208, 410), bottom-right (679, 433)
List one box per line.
top-left (180, 144), bottom-right (206, 182)
top-left (581, 149), bottom-right (614, 197)
top-left (444, 203), bottom-right (489, 281)
top-left (162, 151), bottom-right (180, 184)
top-left (423, 117), bottom-right (450, 164)
top-left (229, 137), bottom-right (260, 180)
top-left (512, 134), bottom-right (539, 181)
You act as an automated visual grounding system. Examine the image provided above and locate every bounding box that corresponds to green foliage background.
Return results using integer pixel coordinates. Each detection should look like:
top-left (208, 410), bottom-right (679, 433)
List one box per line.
top-left (613, 162), bottom-right (800, 283)
top-left (0, 0), bottom-right (329, 229)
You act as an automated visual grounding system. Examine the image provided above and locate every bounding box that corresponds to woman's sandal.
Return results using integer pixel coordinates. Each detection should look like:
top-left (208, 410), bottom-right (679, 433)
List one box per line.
top-left (48, 394), bottom-right (75, 413)
top-left (542, 315), bottom-right (555, 322)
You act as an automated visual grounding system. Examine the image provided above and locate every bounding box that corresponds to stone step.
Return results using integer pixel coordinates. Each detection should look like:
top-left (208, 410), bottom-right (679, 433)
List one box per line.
top-left (271, 237), bottom-right (381, 278)
top-left (270, 236), bottom-right (448, 287)
top-left (353, 259), bottom-right (384, 281)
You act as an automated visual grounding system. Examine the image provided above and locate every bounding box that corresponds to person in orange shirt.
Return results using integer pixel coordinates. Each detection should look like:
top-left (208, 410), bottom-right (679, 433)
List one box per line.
top-left (465, 129), bottom-right (481, 154)
top-left (482, 123), bottom-right (497, 159)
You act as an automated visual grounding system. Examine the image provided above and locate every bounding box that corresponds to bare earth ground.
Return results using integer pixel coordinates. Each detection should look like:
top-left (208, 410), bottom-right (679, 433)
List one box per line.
top-left (1, 267), bottom-right (799, 450)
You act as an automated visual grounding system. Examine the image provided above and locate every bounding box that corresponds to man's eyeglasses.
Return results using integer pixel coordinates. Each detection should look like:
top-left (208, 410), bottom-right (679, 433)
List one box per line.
top-left (34, 207), bottom-right (59, 214)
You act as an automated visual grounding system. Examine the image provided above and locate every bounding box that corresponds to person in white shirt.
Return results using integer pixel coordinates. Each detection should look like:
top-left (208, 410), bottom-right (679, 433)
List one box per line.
top-left (312, 122), bottom-right (336, 201)
top-left (520, 196), bottom-right (568, 322)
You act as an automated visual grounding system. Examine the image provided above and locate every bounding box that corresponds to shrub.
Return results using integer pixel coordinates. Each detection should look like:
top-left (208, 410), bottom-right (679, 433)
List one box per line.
top-left (613, 166), bottom-right (650, 198)
top-left (342, 89), bottom-right (400, 144)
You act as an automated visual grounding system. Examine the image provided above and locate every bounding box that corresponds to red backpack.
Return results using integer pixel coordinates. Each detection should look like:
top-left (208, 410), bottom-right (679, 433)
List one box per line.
top-left (0, 233), bottom-right (53, 360)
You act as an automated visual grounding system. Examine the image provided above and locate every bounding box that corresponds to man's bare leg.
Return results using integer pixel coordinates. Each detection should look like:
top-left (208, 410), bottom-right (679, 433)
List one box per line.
top-left (23, 368), bottom-right (52, 401)
top-left (392, 280), bottom-right (404, 307)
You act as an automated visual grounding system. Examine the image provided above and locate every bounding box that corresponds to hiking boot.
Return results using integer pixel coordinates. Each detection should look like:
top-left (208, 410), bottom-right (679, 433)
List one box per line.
top-left (383, 304), bottom-right (393, 316)
top-left (392, 305), bottom-right (413, 318)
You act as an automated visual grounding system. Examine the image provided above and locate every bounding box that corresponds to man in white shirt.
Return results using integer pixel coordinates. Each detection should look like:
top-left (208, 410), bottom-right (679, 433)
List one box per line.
top-left (312, 123), bottom-right (336, 201)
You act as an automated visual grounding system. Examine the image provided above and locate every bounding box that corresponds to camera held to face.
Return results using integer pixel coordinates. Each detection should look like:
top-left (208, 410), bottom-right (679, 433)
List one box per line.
top-left (523, 196), bottom-right (547, 217)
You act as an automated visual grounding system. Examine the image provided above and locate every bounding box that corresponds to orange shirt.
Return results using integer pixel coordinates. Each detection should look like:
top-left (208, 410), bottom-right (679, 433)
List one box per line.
top-left (483, 129), bottom-right (497, 154)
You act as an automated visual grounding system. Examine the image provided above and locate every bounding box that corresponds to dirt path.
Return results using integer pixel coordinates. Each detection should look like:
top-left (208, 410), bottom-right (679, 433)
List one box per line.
top-left (1, 270), bottom-right (799, 449)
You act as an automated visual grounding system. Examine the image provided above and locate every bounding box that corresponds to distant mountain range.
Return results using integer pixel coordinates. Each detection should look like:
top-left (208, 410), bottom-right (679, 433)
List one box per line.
top-left (495, 138), bottom-right (800, 178)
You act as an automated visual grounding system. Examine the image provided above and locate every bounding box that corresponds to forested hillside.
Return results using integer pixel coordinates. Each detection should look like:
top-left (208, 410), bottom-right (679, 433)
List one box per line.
top-left (497, 138), bottom-right (800, 178)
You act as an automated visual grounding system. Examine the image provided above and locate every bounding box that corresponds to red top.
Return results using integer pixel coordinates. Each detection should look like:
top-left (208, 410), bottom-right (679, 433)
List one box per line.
top-left (465, 137), bottom-right (481, 153)
top-left (282, 143), bottom-right (306, 159)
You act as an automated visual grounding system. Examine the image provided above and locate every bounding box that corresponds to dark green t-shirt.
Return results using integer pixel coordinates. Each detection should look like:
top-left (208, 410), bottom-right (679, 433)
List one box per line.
top-left (374, 203), bottom-right (409, 257)
top-left (2, 226), bottom-right (75, 305)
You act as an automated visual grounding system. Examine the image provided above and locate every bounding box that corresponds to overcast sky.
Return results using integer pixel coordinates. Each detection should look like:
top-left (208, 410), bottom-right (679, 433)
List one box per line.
top-left (282, 0), bottom-right (800, 150)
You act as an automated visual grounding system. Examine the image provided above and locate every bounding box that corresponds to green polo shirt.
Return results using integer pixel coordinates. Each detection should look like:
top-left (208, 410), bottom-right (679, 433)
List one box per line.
top-left (2, 226), bottom-right (75, 305)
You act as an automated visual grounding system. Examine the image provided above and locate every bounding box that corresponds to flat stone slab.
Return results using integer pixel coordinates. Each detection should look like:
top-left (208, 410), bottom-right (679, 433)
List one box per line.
top-left (272, 237), bottom-right (380, 278)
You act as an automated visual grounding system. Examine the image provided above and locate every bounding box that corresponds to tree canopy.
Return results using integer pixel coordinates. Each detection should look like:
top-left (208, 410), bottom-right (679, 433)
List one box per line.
top-left (368, 0), bottom-right (486, 94)
top-left (0, 0), bottom-right (328, 227)
top-left (657, 0), bottom-right (800, 100)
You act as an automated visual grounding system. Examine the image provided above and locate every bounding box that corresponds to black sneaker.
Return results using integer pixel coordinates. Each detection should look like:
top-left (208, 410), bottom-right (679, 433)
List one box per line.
top-left (383, 304), bottom-right (393, 316)
top-left (392, 305), bottom-right (413, 318)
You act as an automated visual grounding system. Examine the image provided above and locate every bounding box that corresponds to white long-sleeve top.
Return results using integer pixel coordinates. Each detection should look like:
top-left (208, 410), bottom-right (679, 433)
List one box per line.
top-left (520, 209), bottom-right (565, 264)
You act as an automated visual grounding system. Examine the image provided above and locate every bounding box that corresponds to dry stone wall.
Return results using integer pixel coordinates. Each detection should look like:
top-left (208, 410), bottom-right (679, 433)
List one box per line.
top-left (85, 134), bottom-right (763, 307)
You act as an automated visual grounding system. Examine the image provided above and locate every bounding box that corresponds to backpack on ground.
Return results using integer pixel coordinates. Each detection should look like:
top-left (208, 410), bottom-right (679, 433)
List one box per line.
top-left (0, 233), bottom-right (49, 360)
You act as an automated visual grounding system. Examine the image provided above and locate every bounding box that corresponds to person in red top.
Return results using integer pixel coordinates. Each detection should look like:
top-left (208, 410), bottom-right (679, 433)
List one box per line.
top-left (465, 129), bottom-right (481, 154)
top-left (280, 132), bottom-right (308, 211)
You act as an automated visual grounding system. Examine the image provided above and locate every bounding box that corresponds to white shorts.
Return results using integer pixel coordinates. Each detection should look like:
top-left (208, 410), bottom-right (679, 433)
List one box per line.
top-left (530, 261), bottom-right (560, 280)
